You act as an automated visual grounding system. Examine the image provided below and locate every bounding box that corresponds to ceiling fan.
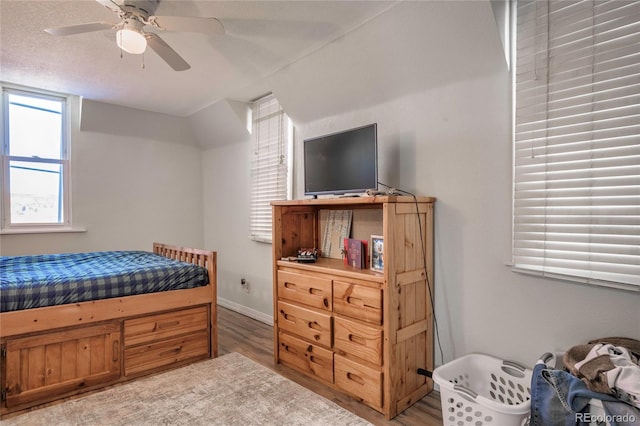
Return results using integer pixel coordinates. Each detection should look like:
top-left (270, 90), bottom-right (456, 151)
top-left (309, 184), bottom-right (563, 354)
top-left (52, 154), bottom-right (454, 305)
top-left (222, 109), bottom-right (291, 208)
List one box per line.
top-left (44, 0), bottom-right (225, 71)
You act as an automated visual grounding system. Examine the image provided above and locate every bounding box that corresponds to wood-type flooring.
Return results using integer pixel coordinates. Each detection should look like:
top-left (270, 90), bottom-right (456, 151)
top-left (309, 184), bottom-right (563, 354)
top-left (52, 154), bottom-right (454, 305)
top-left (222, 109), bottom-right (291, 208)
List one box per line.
top-left (218, 306), bottom-right (443, 426)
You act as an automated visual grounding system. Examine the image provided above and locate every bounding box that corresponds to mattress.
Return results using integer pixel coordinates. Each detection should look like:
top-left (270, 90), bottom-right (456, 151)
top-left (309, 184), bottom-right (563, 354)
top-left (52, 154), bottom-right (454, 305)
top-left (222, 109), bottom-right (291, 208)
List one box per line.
top-left (0, 250), bottom-right (209, 313)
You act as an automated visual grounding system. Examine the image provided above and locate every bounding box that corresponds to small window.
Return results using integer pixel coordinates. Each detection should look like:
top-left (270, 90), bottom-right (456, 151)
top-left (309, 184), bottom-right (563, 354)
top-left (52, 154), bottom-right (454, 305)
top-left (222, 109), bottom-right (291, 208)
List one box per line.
top-left (249, 94), bottom-right (293, 243)
top-left (1, 86), bottom-right (70, 230)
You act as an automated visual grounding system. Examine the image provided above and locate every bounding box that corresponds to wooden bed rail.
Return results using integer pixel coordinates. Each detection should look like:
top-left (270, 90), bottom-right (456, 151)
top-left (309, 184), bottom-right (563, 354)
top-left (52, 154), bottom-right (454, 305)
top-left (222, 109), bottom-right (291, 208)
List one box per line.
top-left (153, 242), bottom-right (213, 267)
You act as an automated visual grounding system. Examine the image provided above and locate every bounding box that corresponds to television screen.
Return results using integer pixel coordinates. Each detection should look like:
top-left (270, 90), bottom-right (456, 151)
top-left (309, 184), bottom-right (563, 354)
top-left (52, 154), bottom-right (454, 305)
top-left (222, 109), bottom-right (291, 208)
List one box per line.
top-left (304, 123), bottom-right (377, 196)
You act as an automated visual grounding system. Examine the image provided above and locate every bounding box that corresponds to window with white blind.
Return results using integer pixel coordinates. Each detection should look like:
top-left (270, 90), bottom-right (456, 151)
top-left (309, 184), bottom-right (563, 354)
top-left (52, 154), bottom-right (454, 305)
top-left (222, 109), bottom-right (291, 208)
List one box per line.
top-left (513, 0), bottom-right (640, 290)
top-left (249, 94), bottom-right (293, 243)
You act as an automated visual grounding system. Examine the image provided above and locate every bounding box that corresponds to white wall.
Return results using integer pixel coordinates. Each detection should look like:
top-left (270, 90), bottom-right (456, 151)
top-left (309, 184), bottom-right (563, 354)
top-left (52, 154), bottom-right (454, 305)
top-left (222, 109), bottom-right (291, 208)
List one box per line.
top-left (201, 1), bottom-right (640, 368)
top-left (0, 99), bottom-right (205, 255)
top-left (290, 76), bottom-right (640, 368)
top-left (202, 140), bottom-right (273, 324)
top-left (194, 98), bottom-right (274, 323)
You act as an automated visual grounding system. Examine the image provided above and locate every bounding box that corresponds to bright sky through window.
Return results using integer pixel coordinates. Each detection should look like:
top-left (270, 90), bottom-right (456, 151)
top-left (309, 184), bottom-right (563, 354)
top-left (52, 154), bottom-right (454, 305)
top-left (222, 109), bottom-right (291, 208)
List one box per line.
top-left (6, 93), bottom-right (65, 224)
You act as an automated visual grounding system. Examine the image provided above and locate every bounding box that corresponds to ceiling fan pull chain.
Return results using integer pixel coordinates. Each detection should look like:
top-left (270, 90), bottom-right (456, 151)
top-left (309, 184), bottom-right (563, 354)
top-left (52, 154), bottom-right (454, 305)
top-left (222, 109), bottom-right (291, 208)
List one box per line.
top-left (142, 52), bottom-right (145, 70)
top-left (118, 30), bottom-right (123, 59)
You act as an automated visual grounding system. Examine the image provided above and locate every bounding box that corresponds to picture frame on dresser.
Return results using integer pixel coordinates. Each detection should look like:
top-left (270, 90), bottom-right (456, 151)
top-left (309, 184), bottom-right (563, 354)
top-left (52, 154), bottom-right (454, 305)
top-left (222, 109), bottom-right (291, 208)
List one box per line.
top-left (370, 234), bottom-right (384, 271)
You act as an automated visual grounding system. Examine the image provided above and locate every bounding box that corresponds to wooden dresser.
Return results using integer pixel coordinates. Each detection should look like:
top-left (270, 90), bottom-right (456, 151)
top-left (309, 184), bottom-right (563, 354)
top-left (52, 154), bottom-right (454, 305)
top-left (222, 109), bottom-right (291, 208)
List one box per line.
top-left (271, 196), bottom-right (435, 419)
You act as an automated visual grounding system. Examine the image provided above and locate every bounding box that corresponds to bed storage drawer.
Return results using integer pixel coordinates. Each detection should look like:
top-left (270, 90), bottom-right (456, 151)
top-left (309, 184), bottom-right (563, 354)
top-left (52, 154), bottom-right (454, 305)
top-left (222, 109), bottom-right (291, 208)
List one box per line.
top-left (278, 270), bottom-right (332, 311)
top-left (277, 301), bottom-right (332, 348)
top-left (278, 331), bottom-right (334, 384)
top-left (2, 322), bottom-right (121, 409)
top-left (124, 331), bottom-right (210, 376)
top-left (122, 306), bottom-right (210, 377)
top-left (334, 354), bottom-right (382, 409)
top-left (124, 306), bottom-right (209, 347)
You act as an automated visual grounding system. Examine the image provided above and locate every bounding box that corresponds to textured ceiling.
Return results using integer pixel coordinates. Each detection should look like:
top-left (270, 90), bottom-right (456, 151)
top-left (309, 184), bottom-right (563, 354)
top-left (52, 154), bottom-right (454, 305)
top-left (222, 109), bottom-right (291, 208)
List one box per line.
top-left (0, 0), bottom-right (396, 116)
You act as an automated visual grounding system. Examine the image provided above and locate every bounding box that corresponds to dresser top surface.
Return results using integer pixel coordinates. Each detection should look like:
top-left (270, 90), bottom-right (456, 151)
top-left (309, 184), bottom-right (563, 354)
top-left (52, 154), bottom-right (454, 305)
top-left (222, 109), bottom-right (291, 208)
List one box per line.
top-left (271, 195), bottom-right (435, 207)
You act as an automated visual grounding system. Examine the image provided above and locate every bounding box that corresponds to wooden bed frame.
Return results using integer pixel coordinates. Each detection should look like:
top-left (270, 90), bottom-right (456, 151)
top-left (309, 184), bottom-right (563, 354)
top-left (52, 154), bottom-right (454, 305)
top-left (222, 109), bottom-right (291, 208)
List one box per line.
top-left (0, 243), bottom-right (217, 418)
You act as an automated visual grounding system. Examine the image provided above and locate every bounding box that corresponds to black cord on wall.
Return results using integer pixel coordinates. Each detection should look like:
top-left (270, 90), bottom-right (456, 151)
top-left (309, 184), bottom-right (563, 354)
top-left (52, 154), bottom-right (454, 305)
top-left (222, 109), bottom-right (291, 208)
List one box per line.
top-left (378, 182), bottom-right (445, 366)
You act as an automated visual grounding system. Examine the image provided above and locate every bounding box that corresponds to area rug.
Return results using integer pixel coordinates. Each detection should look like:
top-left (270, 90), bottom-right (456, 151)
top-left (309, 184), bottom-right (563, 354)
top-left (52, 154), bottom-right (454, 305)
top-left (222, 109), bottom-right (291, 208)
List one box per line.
top-left (2, 352), bottom-right (371, 426)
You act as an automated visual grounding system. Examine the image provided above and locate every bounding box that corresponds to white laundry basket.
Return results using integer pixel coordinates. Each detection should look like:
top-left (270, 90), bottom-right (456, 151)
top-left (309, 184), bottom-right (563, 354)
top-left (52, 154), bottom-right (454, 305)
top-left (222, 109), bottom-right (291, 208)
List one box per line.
top-left (433, 353), bottom-right (532, 426)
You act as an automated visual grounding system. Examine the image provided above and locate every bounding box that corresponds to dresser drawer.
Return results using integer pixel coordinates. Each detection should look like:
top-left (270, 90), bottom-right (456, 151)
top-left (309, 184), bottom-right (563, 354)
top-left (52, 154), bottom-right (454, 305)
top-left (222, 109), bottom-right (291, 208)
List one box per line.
top-left (334, 316), bottom-right (383, 365)
top-left (334, 354), bottom-right (382, 408)
top-left (278, 270), bottom-right (332, 311)
top-left (277, 301), bottom-right (332, 348)
top-left (278, 331), bottom-right (334, 384)
top-left (333, 281), bottom-right (382, 324)
top-left (124, 306), bottom-right (209, 347)
top-left (124, 331), bottom-right (209, 376)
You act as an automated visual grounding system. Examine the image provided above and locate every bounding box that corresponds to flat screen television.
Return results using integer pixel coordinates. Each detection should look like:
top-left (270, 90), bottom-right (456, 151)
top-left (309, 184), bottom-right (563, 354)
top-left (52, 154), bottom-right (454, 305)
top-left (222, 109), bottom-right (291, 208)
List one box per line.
top-left (304, 123), bottom-right (378, 196)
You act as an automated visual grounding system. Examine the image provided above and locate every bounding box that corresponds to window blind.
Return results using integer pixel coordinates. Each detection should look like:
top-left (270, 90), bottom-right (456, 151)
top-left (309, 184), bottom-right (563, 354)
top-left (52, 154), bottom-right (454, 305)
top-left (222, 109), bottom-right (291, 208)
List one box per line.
top-left (513, 0), bottom-right (640, 289)
top-left (249, 94), bottom-right (292, 243)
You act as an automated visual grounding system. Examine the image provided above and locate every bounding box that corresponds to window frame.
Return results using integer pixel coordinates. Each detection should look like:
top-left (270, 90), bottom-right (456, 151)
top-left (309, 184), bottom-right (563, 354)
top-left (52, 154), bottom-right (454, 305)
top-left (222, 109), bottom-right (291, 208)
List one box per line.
top-left (249, 93), bottom-right (293, 243)
top-left (1, 85), bottom-right (72, 232)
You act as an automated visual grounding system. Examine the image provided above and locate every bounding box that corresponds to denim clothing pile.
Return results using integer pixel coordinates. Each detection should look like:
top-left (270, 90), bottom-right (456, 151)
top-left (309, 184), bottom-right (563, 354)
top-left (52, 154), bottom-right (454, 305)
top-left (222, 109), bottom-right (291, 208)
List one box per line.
top-left (529, 338), bottom-right (640, 426)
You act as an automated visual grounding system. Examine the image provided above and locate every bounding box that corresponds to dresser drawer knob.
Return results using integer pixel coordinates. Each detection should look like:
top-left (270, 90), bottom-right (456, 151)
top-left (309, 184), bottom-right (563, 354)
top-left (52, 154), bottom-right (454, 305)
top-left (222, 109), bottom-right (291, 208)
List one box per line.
top-left (308, 321), bottom-right (321, 331)
top-left (347, 372), bottom-right (365, 385)
top-left (153, 320), bottom-right (180, 332)
top-left (348, 334), bottom-right (366, 345)
top-left (282, 344), bottom-right (298, 355)
top-left (347, 296), bottom-right (364, 307)
top-left (309, 355), bottom-right (323, 366)
top-left (283, 313), bottom-right (294, 322)
top-left (112, 340), bottom-right (119, 362)
top-left (159, 346), bottom-right (182, 357)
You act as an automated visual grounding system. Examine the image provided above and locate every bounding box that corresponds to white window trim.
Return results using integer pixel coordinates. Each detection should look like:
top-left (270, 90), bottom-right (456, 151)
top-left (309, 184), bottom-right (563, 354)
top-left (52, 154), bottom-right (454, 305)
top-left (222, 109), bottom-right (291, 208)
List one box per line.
top-left (511, 1), bottom-right (640, 291)
top-left (1, 85), bottom-right (75, 233)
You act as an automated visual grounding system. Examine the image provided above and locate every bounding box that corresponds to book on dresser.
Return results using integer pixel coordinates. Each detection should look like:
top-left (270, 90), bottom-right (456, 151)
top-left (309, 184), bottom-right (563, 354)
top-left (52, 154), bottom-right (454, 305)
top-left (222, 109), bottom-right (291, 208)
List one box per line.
top-left (344, 238), bottom-right (367, 268)
top-left (271, 195), bottom-right (436, 420)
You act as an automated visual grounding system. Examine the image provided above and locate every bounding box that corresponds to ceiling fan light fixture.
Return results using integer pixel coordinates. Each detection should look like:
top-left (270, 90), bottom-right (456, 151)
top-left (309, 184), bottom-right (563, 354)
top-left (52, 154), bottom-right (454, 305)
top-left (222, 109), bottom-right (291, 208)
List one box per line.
top-left (116, 21), bottom-right (147, 54)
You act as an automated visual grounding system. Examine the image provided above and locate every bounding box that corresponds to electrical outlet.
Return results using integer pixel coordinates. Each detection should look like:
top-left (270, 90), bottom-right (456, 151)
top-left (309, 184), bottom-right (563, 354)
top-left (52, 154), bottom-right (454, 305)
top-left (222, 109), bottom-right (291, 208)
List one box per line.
top-left (241, 278), bottom-right (249, 293)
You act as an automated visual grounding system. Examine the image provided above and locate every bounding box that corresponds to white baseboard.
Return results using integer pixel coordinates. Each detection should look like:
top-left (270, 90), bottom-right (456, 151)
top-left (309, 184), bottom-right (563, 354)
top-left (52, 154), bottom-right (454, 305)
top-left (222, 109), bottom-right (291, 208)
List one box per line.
top-left (217, 297), bottom-right (274, 326)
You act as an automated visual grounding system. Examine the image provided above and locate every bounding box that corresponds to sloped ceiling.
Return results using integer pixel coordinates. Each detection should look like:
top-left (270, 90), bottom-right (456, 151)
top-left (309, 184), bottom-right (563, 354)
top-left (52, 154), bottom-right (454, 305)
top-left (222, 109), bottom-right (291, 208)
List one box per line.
top-left (187, 0), bottom-right (506, 147)
top-left (268, 0), bottom-right (506, 124)
top-left (0, 0), bottom-right (396, 117)
top-left (1, 1), bottom-right (506, 148)
top-left (189, 98), bottom-right (250, 148)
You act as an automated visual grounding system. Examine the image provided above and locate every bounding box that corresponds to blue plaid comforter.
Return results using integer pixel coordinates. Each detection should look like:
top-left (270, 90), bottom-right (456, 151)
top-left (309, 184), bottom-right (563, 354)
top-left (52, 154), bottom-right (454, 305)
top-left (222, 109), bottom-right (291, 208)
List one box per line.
top-left (0, 251), bottom-right (209, 313)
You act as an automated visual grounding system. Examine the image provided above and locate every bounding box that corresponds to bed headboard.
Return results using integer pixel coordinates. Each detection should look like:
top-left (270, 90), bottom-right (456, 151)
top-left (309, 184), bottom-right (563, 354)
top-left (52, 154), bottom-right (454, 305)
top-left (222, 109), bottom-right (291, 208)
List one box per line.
top-left (153, 242), bottom-right (216, 285)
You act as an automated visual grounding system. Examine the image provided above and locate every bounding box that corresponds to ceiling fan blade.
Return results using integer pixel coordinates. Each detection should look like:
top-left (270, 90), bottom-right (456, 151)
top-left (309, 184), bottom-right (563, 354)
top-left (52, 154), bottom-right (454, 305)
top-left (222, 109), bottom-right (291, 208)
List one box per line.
top-left (45, 22), bottom-right (115, 36)
top-left (145, 33), bottom-right (190, 71)
top-left (95, 0), bottom-right (125, 14)
top-left (151, 16), bottom-right (225, 36)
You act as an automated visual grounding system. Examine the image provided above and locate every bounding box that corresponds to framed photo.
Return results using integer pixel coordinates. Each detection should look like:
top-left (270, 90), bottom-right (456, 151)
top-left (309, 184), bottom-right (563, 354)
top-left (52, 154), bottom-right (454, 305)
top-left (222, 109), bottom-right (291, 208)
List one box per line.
top-left (370, 235), bottom-right (384, 272)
